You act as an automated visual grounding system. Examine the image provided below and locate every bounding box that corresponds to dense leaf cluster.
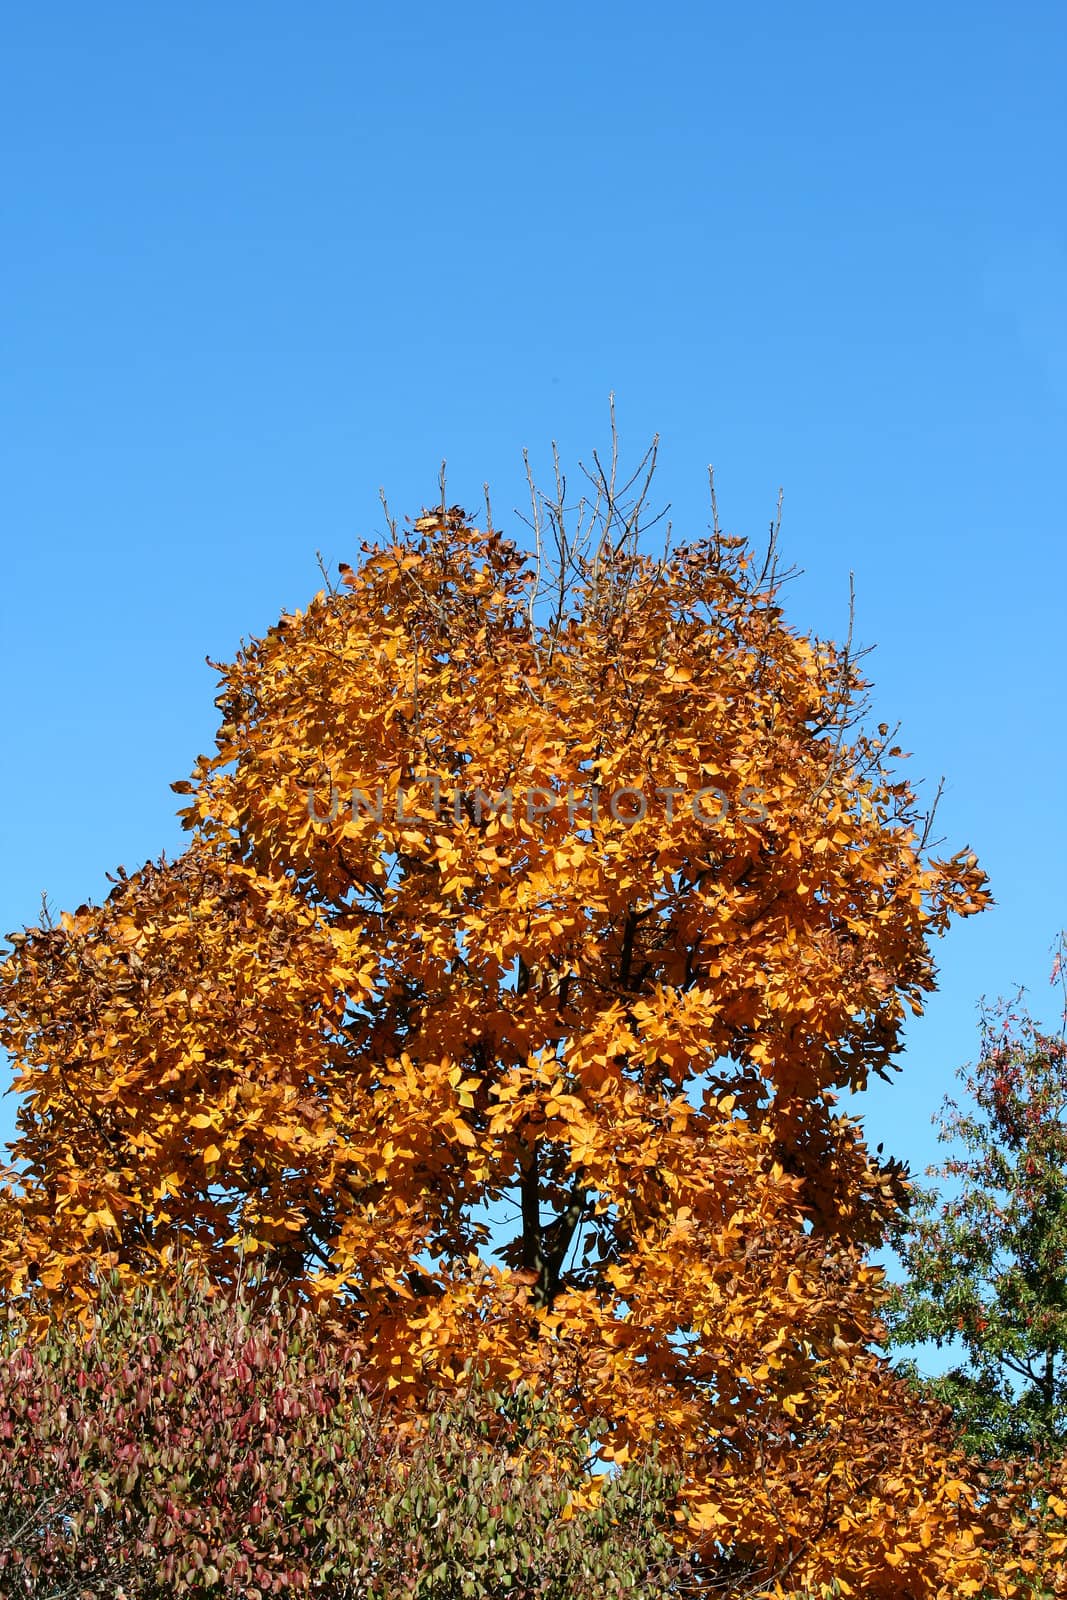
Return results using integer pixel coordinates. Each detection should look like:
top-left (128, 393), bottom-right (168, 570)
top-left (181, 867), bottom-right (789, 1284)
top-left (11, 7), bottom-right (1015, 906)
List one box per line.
top-left (0, 1279), bottom-right (684, 1599)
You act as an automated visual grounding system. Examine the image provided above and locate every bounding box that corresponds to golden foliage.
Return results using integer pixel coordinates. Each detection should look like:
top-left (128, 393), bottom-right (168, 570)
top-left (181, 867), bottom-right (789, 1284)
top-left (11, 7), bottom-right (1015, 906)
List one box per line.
top-left (2, 503), bottom-right (1034, 1594)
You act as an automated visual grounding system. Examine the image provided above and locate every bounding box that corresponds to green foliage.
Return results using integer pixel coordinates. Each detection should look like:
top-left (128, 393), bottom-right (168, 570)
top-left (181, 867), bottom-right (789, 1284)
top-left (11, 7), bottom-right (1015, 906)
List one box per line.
top-left (0, 1276), bottom-right (686, 1598)
top-left (887, 966), bottom-right (1067, 1461)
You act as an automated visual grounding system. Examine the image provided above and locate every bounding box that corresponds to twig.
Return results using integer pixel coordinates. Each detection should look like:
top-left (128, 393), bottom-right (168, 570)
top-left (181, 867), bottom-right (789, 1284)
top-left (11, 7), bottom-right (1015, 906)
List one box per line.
top-left (378, 488), bottom-right (398, 541)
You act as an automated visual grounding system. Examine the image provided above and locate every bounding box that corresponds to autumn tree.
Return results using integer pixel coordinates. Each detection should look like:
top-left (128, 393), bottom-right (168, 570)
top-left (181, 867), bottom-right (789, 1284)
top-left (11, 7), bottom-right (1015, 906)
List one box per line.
top-left (1, 434), bottom-right (1012, 1592)
top-left (888, 950), bottom-right (1067, 1462)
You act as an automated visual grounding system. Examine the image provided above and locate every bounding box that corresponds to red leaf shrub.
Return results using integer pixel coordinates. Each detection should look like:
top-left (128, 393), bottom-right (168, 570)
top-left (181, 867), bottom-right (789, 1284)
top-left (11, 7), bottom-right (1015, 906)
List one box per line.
top-left (0, 1277), bottom-right (684, 1598)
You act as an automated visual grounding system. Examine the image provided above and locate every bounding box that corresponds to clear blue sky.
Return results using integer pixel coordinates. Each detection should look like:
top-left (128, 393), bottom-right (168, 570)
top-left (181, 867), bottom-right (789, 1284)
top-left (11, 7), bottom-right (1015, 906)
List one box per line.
top-left (1, 3), bottom-right (1065, 1189)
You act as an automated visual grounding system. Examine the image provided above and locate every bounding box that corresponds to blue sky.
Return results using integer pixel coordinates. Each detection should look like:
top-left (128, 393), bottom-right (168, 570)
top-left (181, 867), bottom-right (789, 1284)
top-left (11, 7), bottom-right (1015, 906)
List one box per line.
top-left (1, 2), bottom-right (1065, 1193)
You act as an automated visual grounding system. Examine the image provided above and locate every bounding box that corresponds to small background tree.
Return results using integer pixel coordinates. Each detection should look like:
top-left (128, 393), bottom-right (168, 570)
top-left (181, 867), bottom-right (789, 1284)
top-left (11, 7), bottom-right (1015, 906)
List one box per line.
top-left (887, 940), bottom-right (1067, 1461)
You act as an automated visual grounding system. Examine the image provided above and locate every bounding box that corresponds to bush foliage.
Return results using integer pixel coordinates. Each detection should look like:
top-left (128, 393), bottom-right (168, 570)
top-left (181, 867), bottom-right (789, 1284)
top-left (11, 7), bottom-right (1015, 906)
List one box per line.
top-left (0, 1278), bottom-right (685, 1599)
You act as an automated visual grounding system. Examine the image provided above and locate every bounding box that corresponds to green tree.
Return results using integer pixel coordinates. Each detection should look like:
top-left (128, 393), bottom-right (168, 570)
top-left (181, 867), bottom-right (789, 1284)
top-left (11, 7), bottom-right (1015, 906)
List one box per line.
top-left (887, 948), bottom-right (1067, 1460)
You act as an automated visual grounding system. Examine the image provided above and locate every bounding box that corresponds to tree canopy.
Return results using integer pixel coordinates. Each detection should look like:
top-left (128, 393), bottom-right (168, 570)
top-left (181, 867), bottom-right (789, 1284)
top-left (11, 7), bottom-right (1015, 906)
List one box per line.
top-left (7, 449), bottom-right (1048, 1594)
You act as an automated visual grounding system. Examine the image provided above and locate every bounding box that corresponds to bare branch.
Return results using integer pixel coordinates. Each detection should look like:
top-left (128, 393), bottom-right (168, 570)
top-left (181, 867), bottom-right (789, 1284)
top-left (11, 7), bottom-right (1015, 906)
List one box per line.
top-left (378, 487), bottom-right (398, 541)
top-left (758, 486), bottom-right (785, 589)
top-left (918, 775), bottom-right (946, 851)
top-left (314, 549), bottom-right (339, 596)
top-left (708, 464), bottom-right (720, 538)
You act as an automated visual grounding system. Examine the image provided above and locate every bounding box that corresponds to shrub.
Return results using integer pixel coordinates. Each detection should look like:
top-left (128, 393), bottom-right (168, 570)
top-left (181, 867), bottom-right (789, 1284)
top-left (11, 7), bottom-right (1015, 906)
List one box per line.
top-left (0, 1277), bottom-right (685, 1598)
